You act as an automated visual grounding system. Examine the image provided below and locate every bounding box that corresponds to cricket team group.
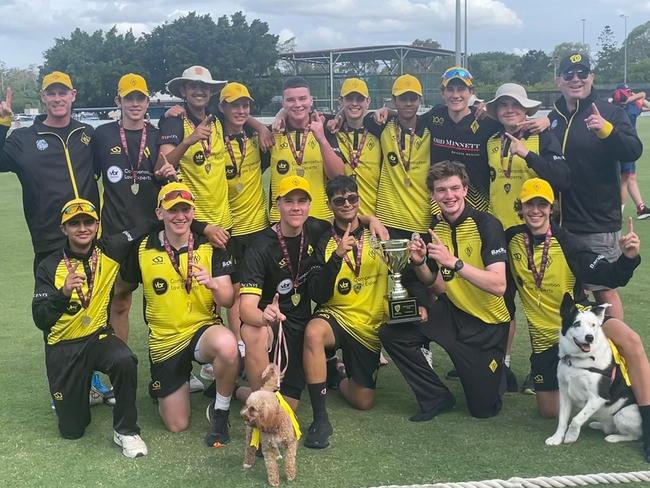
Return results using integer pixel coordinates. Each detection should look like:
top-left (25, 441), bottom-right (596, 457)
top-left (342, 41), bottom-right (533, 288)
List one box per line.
top-left (1, 51), bottom-right (650, 463)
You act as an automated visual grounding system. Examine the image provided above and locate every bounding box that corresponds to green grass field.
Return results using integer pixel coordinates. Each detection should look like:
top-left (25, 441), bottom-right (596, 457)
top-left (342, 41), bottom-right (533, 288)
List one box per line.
top-left (3, 120), bottom-right (650, 488)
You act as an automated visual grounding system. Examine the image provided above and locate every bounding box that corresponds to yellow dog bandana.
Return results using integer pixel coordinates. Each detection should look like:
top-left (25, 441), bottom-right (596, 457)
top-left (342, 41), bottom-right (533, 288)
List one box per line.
top-left (250, 391), bottom-right (302, 448)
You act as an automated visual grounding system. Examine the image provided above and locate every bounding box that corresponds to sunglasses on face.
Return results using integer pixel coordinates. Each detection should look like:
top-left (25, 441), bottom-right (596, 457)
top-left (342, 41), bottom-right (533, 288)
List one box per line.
top-left (561, 69), bottom-right (590, 81)
top-left (331, 194), bottom-right (359, 207)
top-left (160, 190), bottom-right (195, 203)
top-left (62, 202), bottom-right (96, 215)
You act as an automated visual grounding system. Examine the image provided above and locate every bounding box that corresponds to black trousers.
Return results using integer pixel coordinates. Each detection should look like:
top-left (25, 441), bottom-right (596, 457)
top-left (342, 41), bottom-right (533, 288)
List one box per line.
top-left (380, 296), bottom-right (508, 418)
top-left (45, 329), bottom-right (140, 439)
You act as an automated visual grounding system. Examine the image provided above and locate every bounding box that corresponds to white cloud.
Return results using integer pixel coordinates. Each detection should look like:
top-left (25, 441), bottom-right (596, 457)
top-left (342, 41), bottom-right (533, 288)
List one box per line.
top-left (278, 28), bottom-right (295, 43)
top-left (512, 47), bottom-right (529, 56)
top-left (358, 19), bottom-right (406, 33)
top-left (312, 26), bottom-right (347, 47)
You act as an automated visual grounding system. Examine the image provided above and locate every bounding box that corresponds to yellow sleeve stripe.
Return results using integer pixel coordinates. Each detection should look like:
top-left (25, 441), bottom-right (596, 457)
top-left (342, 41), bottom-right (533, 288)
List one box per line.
top-left (240, 286), bottom-right (262, 296)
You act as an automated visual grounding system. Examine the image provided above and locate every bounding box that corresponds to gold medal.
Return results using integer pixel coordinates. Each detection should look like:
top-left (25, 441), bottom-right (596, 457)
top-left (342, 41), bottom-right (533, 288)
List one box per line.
top-left (291, 293), bottom-right (301, 306)
top-left (353, 282), bottom-right (363, 294)
top-left (404, 176), bottom-right (411, 187)
top-left (235, 183), bottom-right (244, 193)
top-left (296, 166), bottom-right (305, 177)
top-left (81, 314), bottom-right (92, 327)
top-left (205, 163), bottom-right (212, 174)
top-left (131, 183), bottom-right (139, 195)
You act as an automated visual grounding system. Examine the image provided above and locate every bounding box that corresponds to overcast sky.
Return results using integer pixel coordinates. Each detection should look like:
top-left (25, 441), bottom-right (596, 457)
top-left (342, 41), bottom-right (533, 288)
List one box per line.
top-left (0, 0), bottom-right (647, 68)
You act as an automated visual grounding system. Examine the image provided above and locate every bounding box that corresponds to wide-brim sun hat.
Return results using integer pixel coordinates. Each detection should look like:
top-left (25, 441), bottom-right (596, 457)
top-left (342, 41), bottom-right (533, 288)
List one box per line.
top-left (485, 83), bottom-right (541, 120)
top-left (166, 65), bottom-right (226, 98)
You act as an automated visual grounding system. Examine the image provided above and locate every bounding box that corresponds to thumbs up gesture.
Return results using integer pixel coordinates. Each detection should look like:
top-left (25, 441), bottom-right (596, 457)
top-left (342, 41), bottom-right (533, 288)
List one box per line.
top-left (584, 103), bottom-right (606, 132)
top-left (335, 222), bottom-right (356, 258)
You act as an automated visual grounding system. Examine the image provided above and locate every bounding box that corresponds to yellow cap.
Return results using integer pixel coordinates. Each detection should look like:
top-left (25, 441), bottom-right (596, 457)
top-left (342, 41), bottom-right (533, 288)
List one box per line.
top-left (277, 175), bottom-right (312, 200)
top-left (42, 71), bottom-right (74, 91)
top-left (158, 182), bottom-right (196, 210)
top-left (220, 82), bottom-right (254, 103)
top-left (340, 78), bottom-right (369, 98)
top-left (118, 73), bottom-right (149, 97)
top-left (520, 178), bottom-right (554, 204)
top-left (392, 74), bottom-right (422, 97)
top-left (60, 198), bottom-right (99, 224)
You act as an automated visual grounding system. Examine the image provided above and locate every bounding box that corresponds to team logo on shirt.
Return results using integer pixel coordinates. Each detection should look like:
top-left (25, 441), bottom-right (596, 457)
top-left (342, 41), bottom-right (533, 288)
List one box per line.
top-left (431, 116), bottom-right (444, 126)
top-left (225, 165), bottom-right (236, 180)
top-left (465, 244), bottom-right (473, 257)
top-left (110, 146), bottom-right (122, 155)
top-left (551, 119), bottom-right (558, 129)
top-left (276, 160), bottom-right (289, 175)
top-left (504, 183), bottom-right (511, 194)
top-left (277, 278), bottom-right (293, 295)
top-left (152, 256), bottom-right (164, 265)
top-left (387, 152), bottom-right (399, 166)
top-left (106, 165), bottom-right (123, 183)
top-left (36, 139), bottom-right (48, 151)
top-left (53, 392), bottom-right (63, 401)
top-left (193, 151), bottom-right (206, 165)
top-left (337, 278), bottom-right (352, 295)
top-left (65, 302), bottom-right (82, 315)
top-left (440, 266), bottom-right (454, 282)
top-left (152, 278), bottom-right (168, 295)
top-left (81, 132), bottom-right (91, 145)
top-left (470, 120), bottom-right (479, 134)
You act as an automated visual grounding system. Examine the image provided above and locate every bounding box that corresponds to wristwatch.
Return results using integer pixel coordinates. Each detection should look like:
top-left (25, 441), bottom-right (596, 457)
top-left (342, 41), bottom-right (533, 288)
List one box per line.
top-left (453, 259), bottom-right (464, 272)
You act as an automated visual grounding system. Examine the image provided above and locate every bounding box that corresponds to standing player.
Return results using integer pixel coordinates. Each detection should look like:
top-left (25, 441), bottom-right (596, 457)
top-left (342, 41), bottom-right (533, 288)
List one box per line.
top-left (381, 161), bottom-right (511, 421)
top-left (32, 198), bottom-right (147, 457)
top-left (120, 182), bottom-right (239, 447)
top-left (303, 175), bottom-right (389, 448)
top-left (549, 53), bottom-right (642, 320)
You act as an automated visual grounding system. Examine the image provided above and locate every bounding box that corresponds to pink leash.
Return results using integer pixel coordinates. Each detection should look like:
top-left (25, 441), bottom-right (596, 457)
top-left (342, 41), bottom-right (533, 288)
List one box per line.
top-left (272, 320), bottom-right (289, 389)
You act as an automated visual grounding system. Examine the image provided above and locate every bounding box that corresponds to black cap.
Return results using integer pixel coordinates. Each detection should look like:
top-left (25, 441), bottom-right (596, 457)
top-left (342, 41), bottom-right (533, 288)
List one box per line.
top-left (558, 53), bottom-right (591, 75)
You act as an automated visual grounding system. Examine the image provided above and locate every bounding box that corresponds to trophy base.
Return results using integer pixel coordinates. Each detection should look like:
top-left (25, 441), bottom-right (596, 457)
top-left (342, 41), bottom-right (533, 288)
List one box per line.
top-left (388, 297), bottom-right (420, 325)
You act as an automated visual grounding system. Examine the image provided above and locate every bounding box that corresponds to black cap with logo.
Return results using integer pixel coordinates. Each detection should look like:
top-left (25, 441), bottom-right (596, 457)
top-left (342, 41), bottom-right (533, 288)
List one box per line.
top-left (558, 53), bottom-right (591, 75)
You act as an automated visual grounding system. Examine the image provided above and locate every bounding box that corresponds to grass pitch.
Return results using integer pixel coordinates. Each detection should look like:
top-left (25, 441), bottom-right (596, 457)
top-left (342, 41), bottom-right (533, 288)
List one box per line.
top-left (1, 120), bottom-right (650, 488)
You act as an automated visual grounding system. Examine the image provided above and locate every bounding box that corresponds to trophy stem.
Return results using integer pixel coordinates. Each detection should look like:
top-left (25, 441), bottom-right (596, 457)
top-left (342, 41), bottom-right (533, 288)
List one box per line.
top-left (390, 272), bottom-right (409, 300)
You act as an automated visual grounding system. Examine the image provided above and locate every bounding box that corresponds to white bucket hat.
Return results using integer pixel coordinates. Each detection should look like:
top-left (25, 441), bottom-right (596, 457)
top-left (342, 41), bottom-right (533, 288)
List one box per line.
top-left (485, 83), bottom-right (541, 120)
top-left (165, 66), bottom-right (226, 98)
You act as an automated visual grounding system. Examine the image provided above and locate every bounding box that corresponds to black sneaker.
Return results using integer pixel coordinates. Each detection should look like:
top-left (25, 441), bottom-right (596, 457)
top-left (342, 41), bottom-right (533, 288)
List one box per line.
top-left (409, 394), bottom-right (455, 422)
top-left (446, 369), bottom-right (459, 380)
top-left (205, 403), bottom-right (230, 447)
top-left (304, 417), bottom-right (333, 449)
top-left (520, 374), bottom-right (536, 395)
top-left (638, 207), bottom-right (650, 220)
top-left (505, 366), bottom-right (519, 393)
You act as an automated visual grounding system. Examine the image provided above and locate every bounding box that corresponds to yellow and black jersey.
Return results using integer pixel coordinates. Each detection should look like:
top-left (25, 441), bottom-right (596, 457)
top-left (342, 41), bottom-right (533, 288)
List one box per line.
top-left (221, 125), bottom-right (269, 237)
top-left (366, 114), bottom-right (433, 233)
top-left (424, 105), bottom-right (501, 212)
top-left (158, 112), bottom-right (232, 229)
top-left (269, 128), bottom-right (332, 223)
top-left (425, 206), bottom-right (510, 324)
top-left (326, 126), bottom-right (381, 216)
top-left (239, 217), bottom-right (331, 330)
top-left (487, 130), bottom-right (568, 230)
top-left (308, 224), bottom-right (388, 353)
top-left (93, 121), bottom-right (161, 235)
top-left (120, 231), bottom-right (235, 363)
top-left (506, 223), bottom-right (640, 352)
top-left (32, 227), bottom-right (147, 345)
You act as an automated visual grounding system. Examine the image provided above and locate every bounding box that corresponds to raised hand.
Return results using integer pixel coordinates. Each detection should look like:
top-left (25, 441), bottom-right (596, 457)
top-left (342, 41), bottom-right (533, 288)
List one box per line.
top-left (584, 103), bottom-right (606, 132)
top-left (191, 263), bottom-right (219, 290)
top-left (62, 262), bottom-right (85, 297)
top-left (335, 222), bottom-right (356, 258)
top-left (262, 293), bottom-right (286, 325)
top-left (504, 132), bottom-right (530, 158)
top-left (309, 111), bottom-right (326, 142)
top-left (188, 114), bottom-right (213, 145)
top-left (619, 216), bottom-right (641, 258)
top-left (409, 234), bottom-right (427, 264)
top-left (427, 229), bottom-right (455, 268)
top-left (155, 152), bottom-right (178, 181)
top-left (0, 87), bottom-right (13, 119)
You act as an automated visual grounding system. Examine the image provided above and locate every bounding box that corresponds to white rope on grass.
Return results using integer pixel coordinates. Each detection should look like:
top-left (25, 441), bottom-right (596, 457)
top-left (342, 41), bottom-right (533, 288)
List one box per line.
top-left (367, 470), bottom-right (650, 488)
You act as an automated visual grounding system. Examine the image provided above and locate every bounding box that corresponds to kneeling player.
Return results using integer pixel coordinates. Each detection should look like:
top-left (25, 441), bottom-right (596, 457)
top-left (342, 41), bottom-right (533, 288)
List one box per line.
top-left (121, 182), bottom-right (239, 447)
top-left (303, 176), bottom-right (389, 448)
top-left (33, 199), bottom-right (147, 458)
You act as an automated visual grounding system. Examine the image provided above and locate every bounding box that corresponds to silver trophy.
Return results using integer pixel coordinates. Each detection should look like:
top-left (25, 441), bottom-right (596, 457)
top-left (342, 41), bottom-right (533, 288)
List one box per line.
top-left (380, 239), bottom-right (419, 324)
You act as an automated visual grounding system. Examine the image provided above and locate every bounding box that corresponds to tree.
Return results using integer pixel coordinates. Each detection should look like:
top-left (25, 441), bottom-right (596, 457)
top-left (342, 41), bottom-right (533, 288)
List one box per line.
top-left (467, 51), bottom-right (520, 85)
top-left (0, 63), bottom-right (39, 112)
top-left (513, 49), bottom-right (551, 85)
top-left (551, 42), bottom-right (589, 61)
top-left (595, 25), bottom-right (622, 83)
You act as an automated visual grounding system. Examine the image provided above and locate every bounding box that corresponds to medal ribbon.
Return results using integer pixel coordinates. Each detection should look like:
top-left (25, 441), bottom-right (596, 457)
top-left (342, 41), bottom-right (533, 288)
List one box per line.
top-left (523, 226), bottom-right (552, 289)
top-left (225, 132), bottom-right (248, 178)
top-left (499, 130), bottom-right (524, 179)
top-left (331, 225), bottom-right (364, 277)
top-left (163, 232), bottom-right (194, 293)
top-left (276, 223), bottom-right (305, 290)
top-left (184, 116), bottom-right (213, 159)
top-left (340, 127), bottom-right (368, 170)
top-left (63, 248), bottom-right (99, 309)
top-left (286, 128), bottom-right (310, 167)
top-left (118, 122), bottom-right (148, 186)
top-left (396, 124), bottom-right (415, 173)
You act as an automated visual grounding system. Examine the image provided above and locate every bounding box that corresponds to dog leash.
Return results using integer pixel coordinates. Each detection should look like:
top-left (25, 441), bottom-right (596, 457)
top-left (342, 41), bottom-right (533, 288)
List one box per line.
top-left (272, 320), bottom-right (289, 389)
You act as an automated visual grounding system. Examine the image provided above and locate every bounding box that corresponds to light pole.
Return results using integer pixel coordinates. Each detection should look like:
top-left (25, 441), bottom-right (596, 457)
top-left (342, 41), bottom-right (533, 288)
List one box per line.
top-left (580, 18), bottom-right (586, 47)
top-left (455, 0), bottom-right (461, 66)
top-left (620, 14), bottom-right (629, 84)
top-left (463, 0), bottom-right (468, 67)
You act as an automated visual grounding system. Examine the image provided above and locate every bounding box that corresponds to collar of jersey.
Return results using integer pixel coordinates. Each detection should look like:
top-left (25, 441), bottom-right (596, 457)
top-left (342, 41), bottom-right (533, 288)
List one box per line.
top-left (64, 240), bottom-right (98, 260)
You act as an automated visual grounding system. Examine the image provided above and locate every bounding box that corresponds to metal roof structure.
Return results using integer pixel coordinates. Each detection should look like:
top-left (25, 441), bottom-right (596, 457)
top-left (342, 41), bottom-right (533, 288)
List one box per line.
top-left (279, 44), bottom-right (456, 110)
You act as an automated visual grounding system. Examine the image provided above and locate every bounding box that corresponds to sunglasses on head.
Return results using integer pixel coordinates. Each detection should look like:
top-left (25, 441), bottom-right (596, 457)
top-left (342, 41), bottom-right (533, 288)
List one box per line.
top-left (442, 68), bottom-right (473, 83)
top-left (332, 194), bottom-right (359, 207)
top-left (62, 202), bottom-right (96, 215)
top-left (561, 69), bottom-right (590, 81)
top-left (160, 190), bottom-right (195, 203)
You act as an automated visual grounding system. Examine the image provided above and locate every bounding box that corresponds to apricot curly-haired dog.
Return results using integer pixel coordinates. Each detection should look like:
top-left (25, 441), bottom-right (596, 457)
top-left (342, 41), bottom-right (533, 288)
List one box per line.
top-left (241, 364), bottom-right (300, 487)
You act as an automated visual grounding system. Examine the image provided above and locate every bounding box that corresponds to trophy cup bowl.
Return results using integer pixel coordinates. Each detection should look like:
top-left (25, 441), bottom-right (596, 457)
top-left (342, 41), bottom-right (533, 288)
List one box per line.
top-left (380, 239), bottom-right (420, 324)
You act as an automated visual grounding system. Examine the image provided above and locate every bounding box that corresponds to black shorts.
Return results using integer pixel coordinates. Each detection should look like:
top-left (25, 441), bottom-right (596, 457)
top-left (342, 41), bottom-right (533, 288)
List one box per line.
top-left (530, 345), bottom-right (559, 392)
top-left (314, 311), bottom-right (380, 389)
top-left (268, 320), bottom-right (306, 401)
top-left (230, 230), bottom-right (267, 265)
top-left (149, 324), bottom-right (213, 398)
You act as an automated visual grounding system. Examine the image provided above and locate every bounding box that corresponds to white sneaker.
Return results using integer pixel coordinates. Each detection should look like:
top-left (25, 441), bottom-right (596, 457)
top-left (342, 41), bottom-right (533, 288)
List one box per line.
top-left (200, 363), bottom-right (215, 381)
top-left (89, 385), bottom-right (104, 406)
top-left (189, 373), bottom-right (205, 393)
top-left (113, 431), bottom-right (148, 458)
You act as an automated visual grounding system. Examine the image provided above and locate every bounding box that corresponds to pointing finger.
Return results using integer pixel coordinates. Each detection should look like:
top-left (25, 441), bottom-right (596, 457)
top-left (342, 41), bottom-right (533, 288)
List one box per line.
top-left (272, 293), bottom-right (280, 306)
top-left (504, 132), bottom-right (518, 142)
top-left (628, 216), bottom-right (633, 235)
top-left (592, 103), bottom-right (601, 117)
top-left (343, 222), bottom-right (352, 238)
top-left (428, 229), bottom-right (443, 245)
